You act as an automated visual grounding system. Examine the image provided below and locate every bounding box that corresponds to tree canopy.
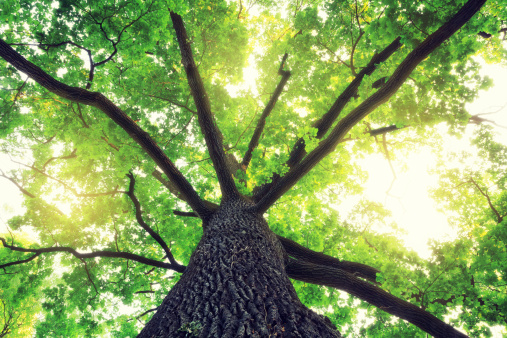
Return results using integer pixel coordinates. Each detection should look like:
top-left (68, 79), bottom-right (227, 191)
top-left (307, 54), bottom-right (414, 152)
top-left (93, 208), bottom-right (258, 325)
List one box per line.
top-left (0, 0), bottom-right (507, 336)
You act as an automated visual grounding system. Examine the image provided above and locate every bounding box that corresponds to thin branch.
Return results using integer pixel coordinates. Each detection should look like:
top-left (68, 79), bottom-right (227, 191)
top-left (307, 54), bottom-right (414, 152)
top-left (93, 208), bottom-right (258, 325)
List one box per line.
top-left (10, 158), bottom-right (123, 198)
top-left (316, 40), bottom-right (351, 68)
top-left (251, 0), bottom-right (486, 213)
top-left (83, 1), bottom-right (155, 89)
top-left (0, 252), bottom-right (41, 269)
top-left (6, 76), bottom-right (28, 111)
top-left (242, 53), bottom-right (291, 170)
top-left (72, 103), bottom-right (90, 128)
top-left (469, 178), bottom-right (503, 223)
top-left (81, 259), bottom-right (99, 296)
top-left (0, 169), bottom-right (35, 198)
top-left (0, 38), bottom-right (211, 219)
top-left (164, 116), bottom-right (194, 147)
top-left (349, 31), bottom-right (364, 76)
top-left (126, 172), bottom-right (182, 269)
top-left (137, 307), bottom-right (159, 318)
top-left (41, 148), bottom-right (77, 171)
top-left (286, 259), bottom-right (469, 338)
top-left (146, 94), bottom-right (197, 115)
top-left (151, 169), bottom-right (219, 212)
top-left (0, 237), bottom-right (185, 272)
top-left (170, 12), bottom-right (239, 200)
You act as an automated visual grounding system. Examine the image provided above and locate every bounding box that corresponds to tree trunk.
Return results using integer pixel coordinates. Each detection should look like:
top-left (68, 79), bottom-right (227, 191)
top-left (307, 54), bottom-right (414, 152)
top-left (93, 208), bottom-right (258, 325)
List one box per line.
top-left (138, 198), bottom-right (341, 337)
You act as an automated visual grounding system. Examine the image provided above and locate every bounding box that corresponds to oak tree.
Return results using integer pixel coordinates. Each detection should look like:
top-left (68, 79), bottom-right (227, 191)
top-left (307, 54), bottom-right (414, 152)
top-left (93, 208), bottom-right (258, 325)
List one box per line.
top-left (1, 0), bottom-right (506, 336)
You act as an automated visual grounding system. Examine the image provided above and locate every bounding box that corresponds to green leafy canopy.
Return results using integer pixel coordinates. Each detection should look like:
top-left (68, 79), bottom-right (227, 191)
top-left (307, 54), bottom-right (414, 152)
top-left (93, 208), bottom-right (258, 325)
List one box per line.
top-left (0, 0), bottom-right (506, 336)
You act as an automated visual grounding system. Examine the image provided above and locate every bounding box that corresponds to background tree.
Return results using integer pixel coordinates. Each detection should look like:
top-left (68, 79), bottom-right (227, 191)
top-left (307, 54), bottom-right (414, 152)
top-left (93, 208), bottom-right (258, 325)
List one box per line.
top-left (0, 0), bottom-right (506, 336)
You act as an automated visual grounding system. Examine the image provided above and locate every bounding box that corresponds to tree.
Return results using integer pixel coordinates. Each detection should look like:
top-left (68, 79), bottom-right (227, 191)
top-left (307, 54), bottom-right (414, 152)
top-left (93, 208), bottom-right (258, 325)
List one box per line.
top-left (0, 0), bottom-right (506, 336)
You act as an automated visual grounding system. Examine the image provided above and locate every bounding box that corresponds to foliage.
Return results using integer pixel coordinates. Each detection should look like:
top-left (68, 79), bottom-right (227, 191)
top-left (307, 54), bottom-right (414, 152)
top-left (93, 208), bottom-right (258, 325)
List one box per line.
top-left (0, 0), bottom-right (506, 336)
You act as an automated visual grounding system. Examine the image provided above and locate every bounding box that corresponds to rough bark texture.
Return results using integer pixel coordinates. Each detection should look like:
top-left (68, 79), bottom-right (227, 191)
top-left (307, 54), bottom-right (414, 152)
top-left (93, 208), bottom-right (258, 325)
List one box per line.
top-left (171, 12), bottom-right (240, 201)
top-left (138, 198), bottom-right (341, 337)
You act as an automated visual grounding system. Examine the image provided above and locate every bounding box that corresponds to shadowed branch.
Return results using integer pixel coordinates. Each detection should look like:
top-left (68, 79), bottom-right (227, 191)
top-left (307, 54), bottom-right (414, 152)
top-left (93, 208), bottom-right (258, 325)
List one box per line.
top-left (252, 0), bottom-right (486, 213)
top-left (0, 38), bottom-right (211, 219)
top-left (277, 235), bottom-right (379, 282)
top-left (242, 53), bottom-right (292, 170)
top-left (126, 172), bottom-right (183, 269)
top-left (170, 12), bottom-right (239, 200)
top-left (286, 259), bottom-right (469, 338)
top-left (0, 237), bottom-right (185, 273)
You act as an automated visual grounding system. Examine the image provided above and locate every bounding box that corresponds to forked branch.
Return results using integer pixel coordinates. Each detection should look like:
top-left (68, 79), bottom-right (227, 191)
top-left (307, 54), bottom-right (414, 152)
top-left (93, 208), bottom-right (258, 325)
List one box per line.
top-left (170, 12), bottom-right (239, 200)
top-left (0, 237), bottom-right (184, 272)
top-left (468, 178), bottom-right (503, 223)
top-left (252, 0), bottom-right (486, 213)
top-left (126, 172), bottom-right (183, 269)
top-left (0, 38), bottom-right (211, 219)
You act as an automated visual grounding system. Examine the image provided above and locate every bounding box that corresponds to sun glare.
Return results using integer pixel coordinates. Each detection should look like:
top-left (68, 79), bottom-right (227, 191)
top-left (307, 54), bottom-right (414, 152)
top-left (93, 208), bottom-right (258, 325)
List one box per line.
top-left (356, 61), bottom-right (507, 258)
top-left (1, 39), bottom-right (507, 261)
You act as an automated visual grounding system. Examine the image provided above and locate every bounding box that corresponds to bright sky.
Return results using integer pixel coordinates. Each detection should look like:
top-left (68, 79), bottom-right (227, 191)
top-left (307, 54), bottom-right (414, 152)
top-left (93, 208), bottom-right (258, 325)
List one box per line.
top-left (0, 154), bottom-right (25, 233)
top-left (357, 62), bottom-right (507, 258)
top-left (1, 17), bottom-right (506, 338)
top-left (2, 60), bottom-right (507, 254)
top-left (1, 67), bottom-right (504, 261)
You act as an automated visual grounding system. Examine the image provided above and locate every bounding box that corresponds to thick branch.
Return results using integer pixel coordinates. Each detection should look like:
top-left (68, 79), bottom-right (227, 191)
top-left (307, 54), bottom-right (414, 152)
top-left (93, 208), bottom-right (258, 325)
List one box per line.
top-left (173, 210), bottom-right (199, 217)
top-left (369, 124), bottom-right (402, 136)
top-left (170, 12), bottom-right (239, 200)
top-left (291, 37), bottom-right (402, 167)
top-left (0, 38), bottom-right (211, 219)
top-left (286, 259), bottom-right (468, 338)
top-left (9, 41), bottom-right (95, 87)
top-left (252, 0), bottom-right (486, 213)
top-left (126, 173), bottom-right (182, 269)
top-left (0, 237), bottom-right (184, 272)
top-left (277, 235), bottom-right (379, 282)
top-left (252, 37), bottom-right (402, 202)
top-left (242, 53), bottom-right (291, 169)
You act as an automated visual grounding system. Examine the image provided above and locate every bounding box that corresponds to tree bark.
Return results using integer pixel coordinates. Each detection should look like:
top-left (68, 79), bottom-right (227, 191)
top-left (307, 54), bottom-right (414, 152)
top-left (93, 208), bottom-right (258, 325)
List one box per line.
top-left (171, 12), bottom-right (240, 201)
top-left (286, 260), bottom-right (468, 338)
top-left (138, 198), bottom-right (341, 337)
